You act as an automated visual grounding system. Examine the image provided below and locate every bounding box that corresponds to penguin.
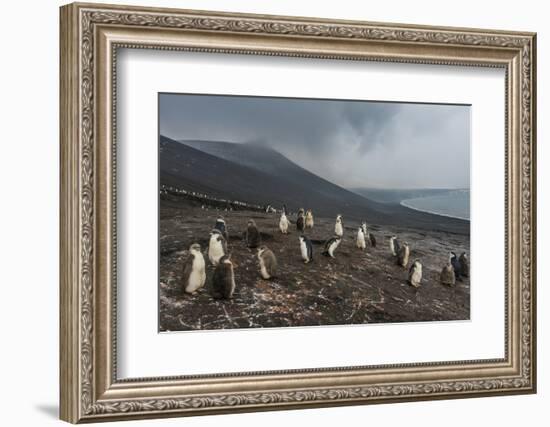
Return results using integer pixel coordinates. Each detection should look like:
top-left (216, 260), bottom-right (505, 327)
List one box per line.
top-left (408, 259), bottom-right (422, 287)
top-left (369, 232), bottom-right (377, 247)
top-left (208, 229), bottom-right (227, 266)
top-left (245, 219), bottom-right (261, 248)
top-left (361, 221), bottom-right (368, 238)
top-left (389, 235), bottom-right (400, 257)
top-left (459, 252), bottom-right (469, 277)
top-left (440, 262), bottom-right (456, 286)
top-left (356, 226), bottom-right (366, 250)
top-left (397, 242), bottom-right (410, 267)
top-left (450, 252), bottom-right (462, 280)
top-left (305, 210), bottom-right (314, 229)
top-left (211, 254), bottom-right (236, 300)
top-left (181, 243), bottom-right (206, 294)
top-left (296, 209), bottom-right (305, 233)
top-left (279, 211), bottom-right (290, 234)
top-left (213, 217), bottom-right (228, 241)
top-left (299, 235), bottom-right (313, 263)
top-left (322, 236), bottom-right (342, 258)
top-left (258, 245), bottom-right (277, 279)
top-left (334, 215), bottom-right (344, 237)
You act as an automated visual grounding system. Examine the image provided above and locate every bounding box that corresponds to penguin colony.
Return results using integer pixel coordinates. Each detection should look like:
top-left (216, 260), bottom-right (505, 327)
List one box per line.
top-left (180, 208), bottom-right (469, 300)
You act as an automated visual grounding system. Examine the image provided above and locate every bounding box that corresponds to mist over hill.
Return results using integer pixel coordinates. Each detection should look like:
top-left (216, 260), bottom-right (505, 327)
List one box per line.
top-left (178, 139), bottom-right (294, 175)
top-left (161, 135), bottom-right (384, 221)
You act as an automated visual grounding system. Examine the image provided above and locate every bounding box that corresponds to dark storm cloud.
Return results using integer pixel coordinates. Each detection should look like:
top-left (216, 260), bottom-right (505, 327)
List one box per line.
top-left (159, 93), bottom-right (470, 189)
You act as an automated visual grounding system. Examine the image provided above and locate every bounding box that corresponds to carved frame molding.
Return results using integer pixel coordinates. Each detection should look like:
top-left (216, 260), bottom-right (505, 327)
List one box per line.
top-left (60, 2), bottom-right (536, 423)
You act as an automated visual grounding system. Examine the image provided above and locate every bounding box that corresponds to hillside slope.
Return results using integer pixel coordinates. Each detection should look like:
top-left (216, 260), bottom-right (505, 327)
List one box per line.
top-left (162, 135), bottom-right (384, 221)
top-left (160, 136), bottom-right (469, 233)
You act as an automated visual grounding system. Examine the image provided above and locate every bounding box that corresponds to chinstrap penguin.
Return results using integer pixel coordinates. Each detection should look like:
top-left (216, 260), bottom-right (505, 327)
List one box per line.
top-left (389, 235), bottom-right (400, 257)
top-left (459, 252), bottom-right (469, 277)
top-left (212, 254), bottom-right (236, 299)
top-left (299, 235), bottom-right (313, 263)
top-left (322, 236), bottom-right (342, 258)
top-left (408, 259), bottom-right (422, 287)
top-left (208, 229), bottom-right (227, 266)
top-left (279, 211), bottom-right (290, 234)
top-left (213, 216), bottom-right (228, 241)
top-left (296, 209), bottom-right (305, 233)
top-left (361, 221), bottom-right (368, 238)
top-left (440, 261), bottom-right (456, 286)
top-left (356, 226), bottom-right (366, 250)
top-left (369, 232), bottom-right (377, 247)
top-left (181, 243), bottom-right (206, 294)
top-left (305, 210), bottom-right (314, 228)
top-left (397, 242), bottom-right (410, 267)
top-left (450, 252), bottom-right (462, 280)
top-left (258, 246), bottom-right (277, 279)
top-left (246, 219), bottom-right (262, 248)
top-left (334, 215), bottom-right (344, 237)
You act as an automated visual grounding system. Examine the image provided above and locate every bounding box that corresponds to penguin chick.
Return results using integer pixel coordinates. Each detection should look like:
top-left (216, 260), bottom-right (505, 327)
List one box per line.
top-left (440, 262), bottom-right (456, 286)
top-left (296, 209), bottom-right (305, 233)
top-left (322, 236), bottom-right (342, 258)
top-left (389, 235), bottom-right (400, 257)
top-left (408, 259), bottom-right (422, 287)
top-left (211, 255), bottom-right (236, 299)
top-left (459, 252), bottom-right (469, 277)
top-left (246, 219), bottom-right (261, 248)
top-left (299, 235), bottom-right (313, 263)
top-left (279, 212), bottom-right (290, 234)
top-left (369, 233), bottom-right (377, 247)
top-left (181, 243), bottom-right (206, 294)
top-left (356, 227), bottom-right (366, 250)
top-left (258, 246), bottom-right (277, 279)
top-left (208, 229), bottom-right (227, 266)
top-left (397, 242), bottom-right (410, 268)
top-left (305, 210), bottom-right (314, 228)
top-left (334, 214), bottom-right (344, 237)
top-left (450, 252), bottom-right (462, 281)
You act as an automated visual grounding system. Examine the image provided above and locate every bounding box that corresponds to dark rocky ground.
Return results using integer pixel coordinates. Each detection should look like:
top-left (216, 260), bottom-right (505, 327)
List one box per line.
top-left (159, 195), bottom-right (470, 332)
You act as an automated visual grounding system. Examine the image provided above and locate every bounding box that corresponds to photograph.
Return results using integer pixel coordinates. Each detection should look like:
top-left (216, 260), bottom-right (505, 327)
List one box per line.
top-left (55, 2), bottom-right (537, 421)
top-left (158, 93), bottom-right (471, 332)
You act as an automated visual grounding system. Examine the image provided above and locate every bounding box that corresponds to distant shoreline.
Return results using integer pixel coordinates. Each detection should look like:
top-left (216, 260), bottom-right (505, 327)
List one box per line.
top-left (400, 199), bottom-right (470, 221)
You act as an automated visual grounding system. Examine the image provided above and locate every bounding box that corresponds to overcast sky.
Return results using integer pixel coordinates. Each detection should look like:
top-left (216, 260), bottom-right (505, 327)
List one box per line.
top-left (159, 93), bottom-right (470, 189)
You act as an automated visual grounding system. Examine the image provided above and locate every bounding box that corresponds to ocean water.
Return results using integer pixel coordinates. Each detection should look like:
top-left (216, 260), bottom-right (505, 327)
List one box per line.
top-left (400, 189), bottom-right (470, 220)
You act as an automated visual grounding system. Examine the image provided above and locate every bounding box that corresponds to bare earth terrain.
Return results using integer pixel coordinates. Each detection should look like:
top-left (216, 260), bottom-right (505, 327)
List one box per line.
top-left (159, 194), bottom-right (470, 332)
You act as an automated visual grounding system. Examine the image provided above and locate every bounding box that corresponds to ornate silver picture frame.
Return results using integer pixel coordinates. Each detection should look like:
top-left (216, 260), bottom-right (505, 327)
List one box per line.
top-left (60, 2), bottom-right (536, 423)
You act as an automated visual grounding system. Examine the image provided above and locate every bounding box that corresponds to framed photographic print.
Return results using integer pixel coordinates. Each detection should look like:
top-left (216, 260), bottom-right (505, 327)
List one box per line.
top-left (60, 2), bottom-right (537, 423)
